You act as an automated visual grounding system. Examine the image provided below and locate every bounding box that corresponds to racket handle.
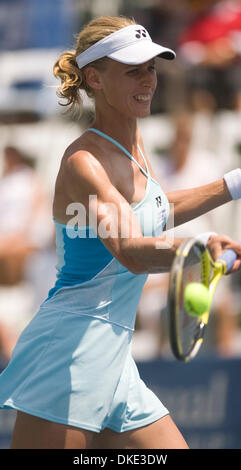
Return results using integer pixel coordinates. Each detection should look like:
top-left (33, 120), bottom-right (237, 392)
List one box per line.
top-left (218, 249), bottom-right (238, 273)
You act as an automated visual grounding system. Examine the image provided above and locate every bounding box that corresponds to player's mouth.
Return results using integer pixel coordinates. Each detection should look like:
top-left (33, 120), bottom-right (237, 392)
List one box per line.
top-left (133, 94), bottom-right (152, 103)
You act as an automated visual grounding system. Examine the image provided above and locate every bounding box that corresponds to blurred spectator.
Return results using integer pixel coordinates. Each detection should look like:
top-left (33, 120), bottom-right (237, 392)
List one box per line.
top-left (133, 111), bottom-right (241, 359)
top-left (0, 146), bottom-right (54, 361)
top-left (178, 0), bottom-right (241, 109)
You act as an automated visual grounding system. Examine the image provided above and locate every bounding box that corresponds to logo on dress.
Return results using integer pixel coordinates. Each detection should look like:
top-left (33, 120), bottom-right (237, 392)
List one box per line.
top-left (155, 196), bottom-right (162, 208)
top-left (135, 29), bottom-right (147, 39)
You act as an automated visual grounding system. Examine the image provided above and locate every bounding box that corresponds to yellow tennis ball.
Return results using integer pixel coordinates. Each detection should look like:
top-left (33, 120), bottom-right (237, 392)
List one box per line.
top-left (184, 282), bottom-right (210, 317)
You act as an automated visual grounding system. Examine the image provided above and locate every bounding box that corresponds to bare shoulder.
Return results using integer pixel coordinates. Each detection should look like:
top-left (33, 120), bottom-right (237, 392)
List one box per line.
top-left (53, 133), bottom-right (113, 223)
top-left (65, 147), bottom-right (104, 179)
top-left (62, 134), bottom-right (114, 203)
top-left (65, 130), bottom-right (113, 172)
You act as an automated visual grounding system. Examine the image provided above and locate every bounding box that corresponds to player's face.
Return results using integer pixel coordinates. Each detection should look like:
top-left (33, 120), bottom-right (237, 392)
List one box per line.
top-left (96, 58), bottom-right (157, 118)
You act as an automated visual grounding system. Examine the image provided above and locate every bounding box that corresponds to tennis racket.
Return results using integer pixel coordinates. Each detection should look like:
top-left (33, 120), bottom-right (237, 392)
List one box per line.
top-left (167, 237), bottom-right (237, 362)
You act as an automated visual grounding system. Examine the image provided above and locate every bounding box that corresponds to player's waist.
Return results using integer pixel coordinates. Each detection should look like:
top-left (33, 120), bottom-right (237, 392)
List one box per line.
top-left (42, 267), bottom-right (147, 330)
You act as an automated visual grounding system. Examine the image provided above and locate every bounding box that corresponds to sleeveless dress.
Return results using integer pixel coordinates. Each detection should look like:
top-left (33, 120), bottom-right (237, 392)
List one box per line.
top-left (0, 128), bottom-right (170, 433)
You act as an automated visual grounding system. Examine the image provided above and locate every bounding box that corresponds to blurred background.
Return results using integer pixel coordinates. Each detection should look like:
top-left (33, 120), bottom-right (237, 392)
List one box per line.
top-left (0, 0), bottom-right (240, 449)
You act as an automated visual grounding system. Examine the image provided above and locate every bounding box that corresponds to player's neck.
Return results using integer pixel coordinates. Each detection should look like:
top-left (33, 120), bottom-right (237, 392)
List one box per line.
top-left (92, 112), bottom-right (139, 154)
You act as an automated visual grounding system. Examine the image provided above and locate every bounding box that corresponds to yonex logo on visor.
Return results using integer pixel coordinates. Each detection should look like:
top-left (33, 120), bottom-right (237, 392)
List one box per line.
top-left (135, 29), bottom-right (147, 39)
top-left (76, 24), bottom-right (175, 69)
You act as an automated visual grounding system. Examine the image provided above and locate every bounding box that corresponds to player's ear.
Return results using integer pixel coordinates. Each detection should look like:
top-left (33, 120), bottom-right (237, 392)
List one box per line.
top-left (84, 67), bottom-right (103, 91)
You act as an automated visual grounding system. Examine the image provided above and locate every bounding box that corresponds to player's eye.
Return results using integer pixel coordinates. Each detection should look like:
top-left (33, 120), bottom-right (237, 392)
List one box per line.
top-left (127, 68), bottom-right (138, 75)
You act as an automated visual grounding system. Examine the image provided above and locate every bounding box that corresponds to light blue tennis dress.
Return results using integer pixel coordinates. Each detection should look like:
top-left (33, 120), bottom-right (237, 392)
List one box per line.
top-left (0, 128), bottom-right (170, 433)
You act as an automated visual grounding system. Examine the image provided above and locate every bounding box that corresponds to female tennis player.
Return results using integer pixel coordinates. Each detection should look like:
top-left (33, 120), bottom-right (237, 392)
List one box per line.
top-left (0, 16), bottom-right (241, 449)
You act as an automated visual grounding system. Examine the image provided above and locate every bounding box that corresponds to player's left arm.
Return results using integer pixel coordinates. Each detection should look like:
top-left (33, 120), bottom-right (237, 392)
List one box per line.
top-left (143, 152), bottom-right (231, 228)
top-left (140, 135), bottom-right (240, 228)
top-left (166, 178), bottom-right (232, 227)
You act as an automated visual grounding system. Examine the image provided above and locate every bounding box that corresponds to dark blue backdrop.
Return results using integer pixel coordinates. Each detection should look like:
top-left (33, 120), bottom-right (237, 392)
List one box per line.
top-left (137, 356), bottom-right (241, 449)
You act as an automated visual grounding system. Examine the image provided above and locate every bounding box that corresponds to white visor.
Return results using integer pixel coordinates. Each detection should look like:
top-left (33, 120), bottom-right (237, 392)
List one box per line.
top-left (76, 24), bottom-right (176, 69)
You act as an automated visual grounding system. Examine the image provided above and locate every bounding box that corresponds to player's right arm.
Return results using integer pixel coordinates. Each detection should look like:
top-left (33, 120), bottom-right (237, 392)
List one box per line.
top-left (64, 150), bottom-right (182, 274)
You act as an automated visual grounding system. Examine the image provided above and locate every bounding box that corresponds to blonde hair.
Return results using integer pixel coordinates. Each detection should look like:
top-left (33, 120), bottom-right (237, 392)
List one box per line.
top-left (53, 16), bottom-right (136, 116)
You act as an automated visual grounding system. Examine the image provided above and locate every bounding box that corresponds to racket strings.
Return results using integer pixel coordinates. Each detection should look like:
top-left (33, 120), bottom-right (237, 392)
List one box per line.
top-left (168, 239), bottom-right (211, 360)
top-left (178, 246), bottom-right (203, 355)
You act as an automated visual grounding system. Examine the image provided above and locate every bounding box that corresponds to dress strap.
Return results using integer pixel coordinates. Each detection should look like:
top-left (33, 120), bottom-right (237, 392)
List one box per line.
top-left (137, 144), bottom-right (150, 177)
top-left (86, 127), bottom-right (149, 178)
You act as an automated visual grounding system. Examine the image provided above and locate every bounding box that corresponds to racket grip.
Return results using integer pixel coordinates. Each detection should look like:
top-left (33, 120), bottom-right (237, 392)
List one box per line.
top-left (218, 249), bottom-right (238, 273)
